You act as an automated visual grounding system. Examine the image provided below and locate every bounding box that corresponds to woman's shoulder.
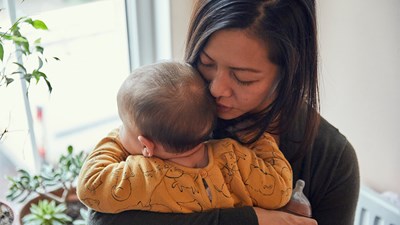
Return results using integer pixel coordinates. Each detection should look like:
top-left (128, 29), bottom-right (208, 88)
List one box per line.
top-left (315, 116), bottom-right (351, 151)
top-left (313, 116), bottom-right (358, 165)
top-left (281, 114), bottom-right (359, 188)
top-left (300, 115), bottom-right (359, 187)
top-left (281, 114), bottom-right (355, 161)
top-left (301, 117), bottom-right (360, 222)
top-left (313, 116), bottom-right (358, 174)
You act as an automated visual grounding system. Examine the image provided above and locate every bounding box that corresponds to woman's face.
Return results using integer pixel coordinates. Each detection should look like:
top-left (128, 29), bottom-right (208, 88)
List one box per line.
top-left (197, 29), bottom-right (279, 120)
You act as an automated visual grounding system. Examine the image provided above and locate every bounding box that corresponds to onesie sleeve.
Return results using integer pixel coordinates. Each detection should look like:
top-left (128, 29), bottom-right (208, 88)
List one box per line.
top-left (234, 132), bottom-right (293, 209)
top-left (76, 130), bottom-right (167, 213)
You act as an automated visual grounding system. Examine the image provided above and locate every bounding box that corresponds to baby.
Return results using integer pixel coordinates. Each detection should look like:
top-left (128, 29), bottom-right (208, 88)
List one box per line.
top-left (77, 61), bottom-right (292, 213)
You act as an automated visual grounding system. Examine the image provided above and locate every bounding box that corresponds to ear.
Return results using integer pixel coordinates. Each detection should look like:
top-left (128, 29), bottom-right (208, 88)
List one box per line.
top-left (138, 135), bottom-right (155, 157)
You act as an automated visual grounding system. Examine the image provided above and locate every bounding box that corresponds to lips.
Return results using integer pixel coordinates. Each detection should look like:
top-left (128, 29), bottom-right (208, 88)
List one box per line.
top-left (216, 103), bottom-right (231, 113)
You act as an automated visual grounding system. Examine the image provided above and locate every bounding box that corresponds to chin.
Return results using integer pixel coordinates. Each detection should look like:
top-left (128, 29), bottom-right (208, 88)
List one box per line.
top-left (217, 112), bottom-right (242, 120)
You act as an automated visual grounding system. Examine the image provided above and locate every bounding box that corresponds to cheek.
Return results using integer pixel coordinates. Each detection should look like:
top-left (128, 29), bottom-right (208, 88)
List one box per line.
top-left (244, 94), bottom-right (264, 108)
top-left (235, 91), bottom-right (261, 111)
top-left (240, 84), bottom-right (274, 111)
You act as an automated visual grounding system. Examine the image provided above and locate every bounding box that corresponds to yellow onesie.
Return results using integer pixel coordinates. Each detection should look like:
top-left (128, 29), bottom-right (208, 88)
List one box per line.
top-left (77, 129), bottom-right (292, 213)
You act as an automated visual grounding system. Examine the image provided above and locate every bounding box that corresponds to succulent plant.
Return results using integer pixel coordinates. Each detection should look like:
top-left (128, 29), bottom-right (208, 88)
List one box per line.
top-left (22, 199), bottom-right (72, 225)
top-left (6, 146), bottom-right (88, 225)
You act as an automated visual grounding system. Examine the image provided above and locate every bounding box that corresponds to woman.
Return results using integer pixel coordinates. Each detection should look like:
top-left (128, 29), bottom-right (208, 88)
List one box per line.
top-left (89, 0), bottom-right (360, 224)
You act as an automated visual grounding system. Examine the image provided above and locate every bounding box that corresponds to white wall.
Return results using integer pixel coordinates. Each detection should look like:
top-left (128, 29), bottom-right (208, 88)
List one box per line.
top-left (170, 0), bottom-right (194, 60)
top-left (317, 0), bottom-right (400, 193)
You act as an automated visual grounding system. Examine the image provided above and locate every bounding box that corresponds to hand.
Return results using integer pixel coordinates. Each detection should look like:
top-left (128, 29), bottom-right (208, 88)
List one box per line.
top-left (253, 207), bottom-right (318, 225)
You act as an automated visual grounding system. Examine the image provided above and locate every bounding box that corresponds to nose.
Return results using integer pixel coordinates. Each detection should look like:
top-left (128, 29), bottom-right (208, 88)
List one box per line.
top-left (209, 68), bottom-right (232, 98)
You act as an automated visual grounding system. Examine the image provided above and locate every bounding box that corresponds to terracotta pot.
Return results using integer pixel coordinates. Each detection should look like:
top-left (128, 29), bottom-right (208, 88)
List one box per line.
top-left (19, 187), bottom-right (84, 225)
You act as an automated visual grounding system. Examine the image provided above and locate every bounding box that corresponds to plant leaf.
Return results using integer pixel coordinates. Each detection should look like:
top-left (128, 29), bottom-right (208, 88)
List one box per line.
top-left (0, 43), bottom-right (3, 61)
top-left (30, 204), bottom-right (41, 215)
top-left (38, 56), bottom-right (43, 69)
top-left (32, 20), bottom-right (48, 30)
top-left (13, 62), bottom-right (27, 73)
top-left (36, 46), bottom-right (44, 54)
top-left (24, 18), bottom-right (34, 25)
top-left (5, 77), bottom-right (14, 86)
top-left (34, 38), bottom-right (42, 44)
top-left (45, 78), bottom-right (53, 93)
top-left (10, 35), bottom-right (28, 43)
top-left (24, 73), bottom-right (32, 83)
top-left (67, 145), bottom-right (73, 154)
top-left (32, 70), bottom-right (45, 83)
top-left (22, 213), bottom-right (37, 222)
top-left (10, 19), bottom-right (22, 33)
top-left (1, 33), bottom-right (13, 40)
top-left (21, 40), bottom-right (30, 55)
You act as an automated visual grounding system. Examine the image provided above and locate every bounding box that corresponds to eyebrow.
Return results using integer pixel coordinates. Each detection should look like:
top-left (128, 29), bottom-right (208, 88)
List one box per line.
top-left (201, 51), bottom-right (262, 73)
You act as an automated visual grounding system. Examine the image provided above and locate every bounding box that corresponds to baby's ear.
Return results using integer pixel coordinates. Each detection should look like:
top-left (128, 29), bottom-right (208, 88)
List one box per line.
top-left (138, 136), bottom-right (155, 157)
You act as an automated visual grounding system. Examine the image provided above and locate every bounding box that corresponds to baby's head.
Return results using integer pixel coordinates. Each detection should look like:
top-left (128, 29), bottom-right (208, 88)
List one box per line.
top-left (117, 61), bottom-right (216, 154)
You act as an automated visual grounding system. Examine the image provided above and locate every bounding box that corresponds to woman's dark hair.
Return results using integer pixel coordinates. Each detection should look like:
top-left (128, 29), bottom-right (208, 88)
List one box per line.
top-left (184, 0), bottom-right (319, 161)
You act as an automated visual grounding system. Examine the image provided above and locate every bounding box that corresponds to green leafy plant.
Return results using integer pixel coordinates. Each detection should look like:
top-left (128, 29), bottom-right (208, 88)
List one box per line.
top-left (6, 145), bottom-right (87, 203)
top-left (1, 6), bottom-right (84, 225)
top-left (22, 199), bottom-right (72, 225)
top-left (6, 146), bottom-right (88, 225)
top-left (1, 15), bottom-right (59, 143)
top-left (0, 16), bottom-right (58, 92)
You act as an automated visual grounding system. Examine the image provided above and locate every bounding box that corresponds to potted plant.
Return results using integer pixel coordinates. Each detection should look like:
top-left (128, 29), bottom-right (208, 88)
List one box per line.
top-left (1, 8), bottom-right (88, 225)
top-left (21, 199), bottom-right (73, 225)
top-left (6, 145), bottom-right (89, 225)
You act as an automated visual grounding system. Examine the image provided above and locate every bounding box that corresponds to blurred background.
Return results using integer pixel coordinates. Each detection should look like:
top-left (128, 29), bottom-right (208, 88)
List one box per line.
top-left (0, 0), bottom-right (399, 211)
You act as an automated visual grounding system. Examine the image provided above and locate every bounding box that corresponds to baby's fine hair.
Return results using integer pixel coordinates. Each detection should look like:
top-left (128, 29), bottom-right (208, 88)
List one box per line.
top-left (117, 61), bottom-right (216, 153)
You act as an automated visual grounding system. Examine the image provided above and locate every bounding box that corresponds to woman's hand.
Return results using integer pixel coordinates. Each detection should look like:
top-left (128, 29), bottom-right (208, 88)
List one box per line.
top-left (253, 207), bottom-right (318, 225)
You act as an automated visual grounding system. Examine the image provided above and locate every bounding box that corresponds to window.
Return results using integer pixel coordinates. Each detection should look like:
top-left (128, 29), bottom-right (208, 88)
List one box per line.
top-left (0, 0), bottom-right (130, 171)
top-left (0, 0), bottom-right (177, 202)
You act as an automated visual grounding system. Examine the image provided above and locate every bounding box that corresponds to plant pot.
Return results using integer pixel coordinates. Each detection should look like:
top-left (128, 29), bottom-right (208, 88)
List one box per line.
top-left (0, 201), bottom-right (14, 225)
top-left (19, 187), bottom-right (85, 225)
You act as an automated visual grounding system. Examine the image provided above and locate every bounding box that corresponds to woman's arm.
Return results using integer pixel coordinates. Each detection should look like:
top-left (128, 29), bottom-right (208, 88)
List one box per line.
top-left (311, 141), bottom-right (360, 225)
top-left (88, 207), bottom-right (258, 225)
top-left (88, 206), bottom-right (318, 225)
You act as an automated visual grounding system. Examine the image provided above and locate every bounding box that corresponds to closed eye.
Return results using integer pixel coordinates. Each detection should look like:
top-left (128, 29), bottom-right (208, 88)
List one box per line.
top-left (230, 71), bottom-right (256, 86)
top-left (198, 59), bottom-right (215, 69)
